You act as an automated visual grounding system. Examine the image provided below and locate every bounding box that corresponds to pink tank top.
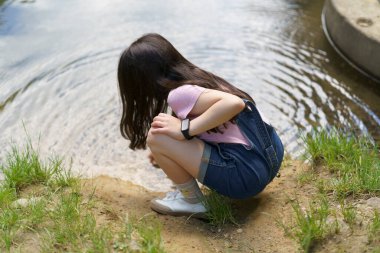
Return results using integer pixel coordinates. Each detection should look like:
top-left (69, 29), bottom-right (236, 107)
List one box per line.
top-left (167, 85), bottom-right (250, 146)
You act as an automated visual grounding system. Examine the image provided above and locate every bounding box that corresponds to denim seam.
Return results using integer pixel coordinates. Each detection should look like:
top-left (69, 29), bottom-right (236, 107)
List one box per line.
top-left (208, 159), bottom-right (235, 168)
top-left (236, 112), bottom-right (254, 151)
top-left (197, 143), bottom-right (212, 183)
top-left (239, 99), bottom-right (280, 182)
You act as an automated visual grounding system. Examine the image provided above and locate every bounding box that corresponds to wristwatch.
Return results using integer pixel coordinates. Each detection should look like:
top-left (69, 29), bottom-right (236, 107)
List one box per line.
top-left (181, 118), bottom-right (193, 140)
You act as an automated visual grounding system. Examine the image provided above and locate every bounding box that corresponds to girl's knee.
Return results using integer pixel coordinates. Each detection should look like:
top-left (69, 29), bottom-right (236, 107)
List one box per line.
top-left (146, 128), bottom-right (167, 151)
top-left (146, 128), bottom-right (157, 148)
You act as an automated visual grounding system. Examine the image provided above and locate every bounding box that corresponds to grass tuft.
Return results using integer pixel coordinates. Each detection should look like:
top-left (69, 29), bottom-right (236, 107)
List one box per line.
top-left (303, 128), bottom-right (380, 198)
top-left (0, 140), bottom-right (79, 194)
top-left (46, 156), bottom-right (79, 189)
top-left (0, 208), bottom-right (20, 250)
top-left (340, 201), bottom-right (356, 230)
top-left (285, 196), bottom-right (336, 252)
top-left (202, 188), bottom-right (238, 227)
top-left (0, 187), bottom-right (17, 208)
top-left (135, 215), bottom-right (165, 252)
top-left (112, 214), bottom-right (165, 252)
top-left (368, 210), bottom-right (380, 244)
top-left (1, 144), bottom-right (50, 192)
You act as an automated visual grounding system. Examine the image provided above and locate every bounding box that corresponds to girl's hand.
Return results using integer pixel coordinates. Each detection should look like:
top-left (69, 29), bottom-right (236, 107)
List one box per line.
top-left (150, 113), bottom-right (185, 141)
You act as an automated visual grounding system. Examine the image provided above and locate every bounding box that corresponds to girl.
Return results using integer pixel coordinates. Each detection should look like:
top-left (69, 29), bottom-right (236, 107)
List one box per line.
top-left (117, 33), bottom-right (284, 218)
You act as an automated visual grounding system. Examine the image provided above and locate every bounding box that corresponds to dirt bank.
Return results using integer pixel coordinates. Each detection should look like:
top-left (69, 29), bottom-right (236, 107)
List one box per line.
top-left (80, 161), bottom-right (305, 253)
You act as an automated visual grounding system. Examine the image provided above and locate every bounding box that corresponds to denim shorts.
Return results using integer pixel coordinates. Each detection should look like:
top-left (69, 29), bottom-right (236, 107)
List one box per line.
top-left (197, 100), bottom-right (284, 199)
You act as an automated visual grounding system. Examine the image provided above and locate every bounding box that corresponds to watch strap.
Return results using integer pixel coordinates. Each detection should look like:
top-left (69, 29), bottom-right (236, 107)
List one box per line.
top-left (181, 119), bottom-right (193, 140)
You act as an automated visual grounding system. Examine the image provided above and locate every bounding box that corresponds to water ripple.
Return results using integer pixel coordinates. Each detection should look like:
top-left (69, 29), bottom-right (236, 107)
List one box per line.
top-left (0, 0), bottom-right (379, 190)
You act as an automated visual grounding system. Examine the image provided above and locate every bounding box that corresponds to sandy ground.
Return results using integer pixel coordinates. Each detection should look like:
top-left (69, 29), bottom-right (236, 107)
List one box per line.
top-left (80, 161), bottom-right (306, 253)
top-left (81, 158), bottom-right (380, 253)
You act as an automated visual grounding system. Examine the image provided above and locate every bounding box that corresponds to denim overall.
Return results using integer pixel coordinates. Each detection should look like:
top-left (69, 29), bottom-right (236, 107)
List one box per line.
top-left (198, 100), bottom-right (284, 199)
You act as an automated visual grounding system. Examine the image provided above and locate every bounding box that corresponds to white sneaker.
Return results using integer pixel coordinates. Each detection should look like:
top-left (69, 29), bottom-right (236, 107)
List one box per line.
top-left (150, 190), bottom-right (207, 219)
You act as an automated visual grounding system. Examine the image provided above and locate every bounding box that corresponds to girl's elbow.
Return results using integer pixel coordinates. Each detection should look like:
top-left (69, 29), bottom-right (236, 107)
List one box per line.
top-left (233, 97), bottom-right (246, 113)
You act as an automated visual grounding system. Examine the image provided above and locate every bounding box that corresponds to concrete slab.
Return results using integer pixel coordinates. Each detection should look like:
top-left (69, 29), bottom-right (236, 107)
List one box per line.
top-left (322, 0), bottom-right (380, 82)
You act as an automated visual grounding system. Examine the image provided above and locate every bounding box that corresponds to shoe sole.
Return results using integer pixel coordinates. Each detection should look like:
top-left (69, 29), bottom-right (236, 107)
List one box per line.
top-left (150, 199), bottom-right (207, 219)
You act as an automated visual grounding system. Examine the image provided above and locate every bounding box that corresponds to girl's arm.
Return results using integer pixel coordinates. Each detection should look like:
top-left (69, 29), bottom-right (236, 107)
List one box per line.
top-left (187, 89), bottom-right (245, 136)
top-left (150, 89), bottom-right (245, 140)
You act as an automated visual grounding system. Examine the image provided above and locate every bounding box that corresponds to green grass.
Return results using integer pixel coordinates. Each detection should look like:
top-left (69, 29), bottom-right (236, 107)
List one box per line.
top-left (1, 142), bottom-right (78, 193)
top-left (303, 128), bottom-right (380, 198)
top-left (202, 188), bottom-right (238, 227)
top-left (0, 187), bottom-right (17, 208)
top-left (340, 201), bottom-right (356, 230)
top-left (297, 170), bottom-right (316, 186)
top-left (112, 214), bottom-right (165, 253)
top-left (281, 129), bottom-right (380, 252)
top-left (1, 144), bottom-right (51, 191)
top-left (44, 191), bottom-right (98, 250)
top-left (0, 140), bottom-right (165, 252)
top-left (0, 208), bottom-right (20, 250)
top-left (369, 210), bottom-right (380, 244)
top-left (135, 215), bottom-right (165, 253)
top-left (283, 196), bottom-right (337, 253)
top-left (279, 129), bottom-right (380, 252)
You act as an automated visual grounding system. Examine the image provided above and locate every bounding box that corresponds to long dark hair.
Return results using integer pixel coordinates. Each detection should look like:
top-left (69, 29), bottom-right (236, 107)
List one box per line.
top-left (118, 33), bottom-right (253, 150)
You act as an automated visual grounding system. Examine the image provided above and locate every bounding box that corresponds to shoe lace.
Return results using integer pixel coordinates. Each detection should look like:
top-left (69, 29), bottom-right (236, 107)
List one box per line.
top-left (163, 190), bottom-right (182, 200)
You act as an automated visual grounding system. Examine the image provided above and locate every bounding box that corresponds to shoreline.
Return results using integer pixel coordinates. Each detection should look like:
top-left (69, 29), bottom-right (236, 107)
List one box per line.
top-left (1, 129), bottom-right (379, 252)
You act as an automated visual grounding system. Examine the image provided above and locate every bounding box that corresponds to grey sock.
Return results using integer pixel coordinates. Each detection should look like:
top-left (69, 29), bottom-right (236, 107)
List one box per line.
top-left (176, 179), bottom-right (204, 204)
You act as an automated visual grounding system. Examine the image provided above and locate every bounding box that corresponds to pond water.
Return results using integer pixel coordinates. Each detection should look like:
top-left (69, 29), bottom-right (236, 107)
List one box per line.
top-left (1, 0), bottom-right (379, 191)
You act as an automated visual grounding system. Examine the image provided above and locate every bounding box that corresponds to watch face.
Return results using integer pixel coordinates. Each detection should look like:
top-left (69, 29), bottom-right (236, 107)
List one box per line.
top-left (181, 119), bottom-right (189, 131)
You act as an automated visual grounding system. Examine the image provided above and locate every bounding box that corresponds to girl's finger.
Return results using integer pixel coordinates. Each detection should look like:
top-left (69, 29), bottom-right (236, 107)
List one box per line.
top-left (151, 121), bottom-right (165, 128)
top-left (153, 115), bottom-right (169, 123)
top-left (153, 116), bottom-right (162, 122)
top-left (158, 113), bottom-right (168, 117)
top-left (154, 113), bottom-right (166, 120)
top-left (151, 121), bottom-right (160, 127)
top-left (151, 127), bottom-right (167, 134)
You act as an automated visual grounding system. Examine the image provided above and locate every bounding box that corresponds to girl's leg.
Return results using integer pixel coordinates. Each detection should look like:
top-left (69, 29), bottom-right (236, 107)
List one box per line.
top-left (147, 130), bottom-right (205, 184)
top-left (147, 130), bottom-right (207, 216)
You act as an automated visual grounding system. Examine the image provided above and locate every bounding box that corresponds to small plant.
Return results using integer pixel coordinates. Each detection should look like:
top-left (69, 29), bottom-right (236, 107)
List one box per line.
top-left (88, 226), bottom-right (113, 252)
top-left (113, 214), bottom-right (165, 253)
top-left (21, 197), bottom-right (47, 228)
top-left (0, 208), bottom-right (20, 250)
top-left (285, 196), bottom-right (335, 252)
top-left (1, 143), bottom-right (50, 191)
top-left (297, 170), bottom-right (316, 186)
top-left (136, 215), bottom-right (165, 252)
top-left (0, 141), bottom-right (78, 193)
top-left (340, 201), bottom-right (356, 230)
top-left (368, 210), bottom-right (380, 244)
top-left (202, 188), bottom-right (238, 226)
top-left (0, 187), bottom-right (16, 208)
top-left (46, 156), bottom-right (79, 189)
